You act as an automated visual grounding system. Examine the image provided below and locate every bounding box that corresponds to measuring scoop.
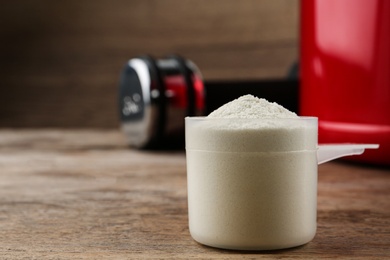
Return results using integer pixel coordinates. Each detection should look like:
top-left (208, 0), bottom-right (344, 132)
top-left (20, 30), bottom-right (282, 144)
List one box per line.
top-left (317, 144), bottom-right (379, 164)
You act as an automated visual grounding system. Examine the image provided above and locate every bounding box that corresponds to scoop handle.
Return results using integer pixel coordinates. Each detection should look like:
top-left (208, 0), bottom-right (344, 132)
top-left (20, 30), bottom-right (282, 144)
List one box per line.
top-left (317, 144), bottom-right (379, 164)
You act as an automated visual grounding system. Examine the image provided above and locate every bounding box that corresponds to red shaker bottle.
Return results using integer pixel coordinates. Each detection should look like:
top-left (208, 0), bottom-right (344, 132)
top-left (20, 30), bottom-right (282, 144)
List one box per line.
top-left (300, 0), bottom-right (390, 165)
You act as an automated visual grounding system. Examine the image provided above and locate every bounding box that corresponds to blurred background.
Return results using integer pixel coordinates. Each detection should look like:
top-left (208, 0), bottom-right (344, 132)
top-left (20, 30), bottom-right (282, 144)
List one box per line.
top-left (0, 0), bottom-right (299, 128)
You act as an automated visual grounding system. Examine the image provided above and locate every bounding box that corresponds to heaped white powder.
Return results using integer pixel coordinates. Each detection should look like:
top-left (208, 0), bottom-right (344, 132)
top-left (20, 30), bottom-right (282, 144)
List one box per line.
top-left (208, 95), bottom-right (298, 119)
top-left (186, 95), bottom-right (316, 152)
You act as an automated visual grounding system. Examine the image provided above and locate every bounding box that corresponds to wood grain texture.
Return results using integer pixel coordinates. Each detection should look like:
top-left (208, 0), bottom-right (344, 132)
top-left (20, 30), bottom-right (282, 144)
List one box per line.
top-left (0, 130), bottom-right (389, 259)
top-left (0, 0), bottom-right (298, 128)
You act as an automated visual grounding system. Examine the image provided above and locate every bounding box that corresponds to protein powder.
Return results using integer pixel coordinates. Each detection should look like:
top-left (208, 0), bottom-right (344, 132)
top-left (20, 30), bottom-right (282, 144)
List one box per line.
top-left (185, 95), bottom-right (318, 250)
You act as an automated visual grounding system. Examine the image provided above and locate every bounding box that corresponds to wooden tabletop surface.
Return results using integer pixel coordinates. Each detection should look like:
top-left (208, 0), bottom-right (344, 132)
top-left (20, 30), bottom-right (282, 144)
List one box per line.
top-left (0, 129), bottom-right (389, 259)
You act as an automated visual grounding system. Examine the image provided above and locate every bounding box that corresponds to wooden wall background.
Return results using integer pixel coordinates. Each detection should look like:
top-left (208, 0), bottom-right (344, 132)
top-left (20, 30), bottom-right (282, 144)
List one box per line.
top-left (0, 0), bottom-right (299, 128)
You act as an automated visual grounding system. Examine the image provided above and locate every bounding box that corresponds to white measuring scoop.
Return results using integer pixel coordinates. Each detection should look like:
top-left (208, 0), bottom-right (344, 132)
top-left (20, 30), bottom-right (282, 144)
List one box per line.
top-left (317, 144), bottom-right (379, 164)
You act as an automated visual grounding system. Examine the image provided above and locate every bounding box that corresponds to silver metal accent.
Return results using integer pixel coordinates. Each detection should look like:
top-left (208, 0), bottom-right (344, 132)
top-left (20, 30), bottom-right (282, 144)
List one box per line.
top-left (121, 58), bottom-right (156, 148)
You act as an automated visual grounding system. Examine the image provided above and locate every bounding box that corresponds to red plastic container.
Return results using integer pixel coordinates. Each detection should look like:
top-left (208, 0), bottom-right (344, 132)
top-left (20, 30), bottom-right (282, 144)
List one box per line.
top-left (300, 0), bottom-right (390, 165)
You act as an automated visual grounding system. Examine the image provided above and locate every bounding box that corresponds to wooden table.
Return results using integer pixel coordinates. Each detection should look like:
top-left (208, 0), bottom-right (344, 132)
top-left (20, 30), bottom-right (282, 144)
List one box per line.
top-left (0, 129), bottom-right (389, 259)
